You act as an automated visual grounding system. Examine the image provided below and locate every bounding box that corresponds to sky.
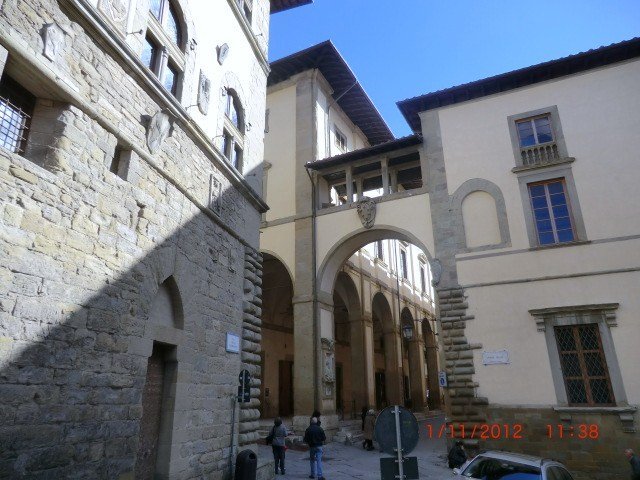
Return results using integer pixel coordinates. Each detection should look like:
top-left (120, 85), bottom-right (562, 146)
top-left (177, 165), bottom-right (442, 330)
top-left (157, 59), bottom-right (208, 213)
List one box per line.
top-left (269, 0), bottom-right (640, 137)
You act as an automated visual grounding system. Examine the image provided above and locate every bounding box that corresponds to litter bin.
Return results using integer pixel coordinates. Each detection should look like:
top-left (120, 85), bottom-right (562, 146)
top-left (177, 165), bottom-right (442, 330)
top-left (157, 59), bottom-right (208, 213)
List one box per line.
top-left (234, 449), bottom-right (257, 480)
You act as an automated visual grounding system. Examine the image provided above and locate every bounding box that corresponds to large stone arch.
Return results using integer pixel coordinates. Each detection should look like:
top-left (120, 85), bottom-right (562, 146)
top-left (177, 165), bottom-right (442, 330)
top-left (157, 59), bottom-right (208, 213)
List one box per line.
top-left (317, 225), bottom-right (435, 295)
top-left (372, 291), bottom-right (403, 407)
top-left (260, 252), bottom-right (295, 418)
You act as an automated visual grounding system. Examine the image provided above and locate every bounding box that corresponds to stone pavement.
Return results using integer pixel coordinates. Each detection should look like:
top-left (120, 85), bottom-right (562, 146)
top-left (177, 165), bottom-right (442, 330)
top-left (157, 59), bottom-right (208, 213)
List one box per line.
top-left (257, 414), bottom-right (455, 480)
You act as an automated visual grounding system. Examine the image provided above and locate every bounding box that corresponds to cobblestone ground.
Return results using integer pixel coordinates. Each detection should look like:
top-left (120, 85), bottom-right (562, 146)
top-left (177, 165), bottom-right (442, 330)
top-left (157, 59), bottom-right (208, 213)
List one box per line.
top-left (258, 414), bottom-right (455, 480)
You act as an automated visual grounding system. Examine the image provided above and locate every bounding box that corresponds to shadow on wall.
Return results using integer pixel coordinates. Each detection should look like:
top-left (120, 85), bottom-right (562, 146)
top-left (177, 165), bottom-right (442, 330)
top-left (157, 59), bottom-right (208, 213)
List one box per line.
top-left (0, 153), bottom-right (263, 478)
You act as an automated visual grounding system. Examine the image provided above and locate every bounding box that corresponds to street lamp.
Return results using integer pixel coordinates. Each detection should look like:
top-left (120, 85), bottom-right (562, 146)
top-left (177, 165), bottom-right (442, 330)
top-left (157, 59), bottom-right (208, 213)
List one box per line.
top-left (402, 322), bottom-right (413, 340)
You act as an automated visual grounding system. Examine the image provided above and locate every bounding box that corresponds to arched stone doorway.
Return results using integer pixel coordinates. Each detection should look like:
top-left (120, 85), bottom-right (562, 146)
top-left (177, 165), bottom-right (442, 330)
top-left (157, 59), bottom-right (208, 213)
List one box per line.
top-left (260, 253), bottom-right (294, 418)
top-left (313, 228), bottom-right (437, 416)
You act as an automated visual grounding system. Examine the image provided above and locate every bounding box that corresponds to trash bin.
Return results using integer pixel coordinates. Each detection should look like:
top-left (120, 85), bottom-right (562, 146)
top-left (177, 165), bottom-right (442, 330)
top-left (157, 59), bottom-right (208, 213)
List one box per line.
top-left (234, 449), bottom-right (257, 480)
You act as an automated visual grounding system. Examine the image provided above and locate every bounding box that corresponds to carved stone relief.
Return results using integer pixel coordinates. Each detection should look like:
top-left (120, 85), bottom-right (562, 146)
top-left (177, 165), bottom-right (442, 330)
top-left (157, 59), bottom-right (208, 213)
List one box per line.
top-left (146, 110), bottom-right (172, 154)
top-left (217, 43), bottom-right (229, 65)
top-left (356, 196), bottom-right (376, 229)
top-left (198, 71), bottom-right (211, 115)
top-left (209, 174), bottom-right (222, 213)
top-left (42, 23), bottom-right (65, 62)
top-left (98, 0), bottom-right (128, 27)
top-left (321, 337), bottom-right (335, 384)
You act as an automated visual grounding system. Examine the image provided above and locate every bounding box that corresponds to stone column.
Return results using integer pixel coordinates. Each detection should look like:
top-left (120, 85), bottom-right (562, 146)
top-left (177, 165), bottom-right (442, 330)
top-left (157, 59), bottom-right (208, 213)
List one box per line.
top-left (349, 315), bottom-right (371, 411)
top-left (383, 328), bottom-right (403, 405)
top-left (407, 328), bottom-right (427, 412)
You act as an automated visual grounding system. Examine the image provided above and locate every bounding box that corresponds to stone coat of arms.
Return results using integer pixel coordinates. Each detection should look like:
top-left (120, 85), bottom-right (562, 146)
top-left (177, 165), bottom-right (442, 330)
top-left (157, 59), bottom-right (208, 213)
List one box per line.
top-left (356, 196), bottom-right (376, 229)
top-left (146, 110), bottom-right (172, 154)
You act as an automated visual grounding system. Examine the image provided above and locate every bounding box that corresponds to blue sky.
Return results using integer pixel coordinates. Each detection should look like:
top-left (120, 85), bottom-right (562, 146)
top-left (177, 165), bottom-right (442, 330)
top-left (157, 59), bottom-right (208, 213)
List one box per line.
top-left (269, 0), bottom-right (640, 137)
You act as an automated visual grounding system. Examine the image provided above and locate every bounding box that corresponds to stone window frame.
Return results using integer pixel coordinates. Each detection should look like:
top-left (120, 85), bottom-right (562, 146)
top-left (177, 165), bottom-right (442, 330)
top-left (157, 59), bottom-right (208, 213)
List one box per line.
top-left (143, 0), bottom-right (187, 99)
top-left (529, 304), bottom-right (628, 408)
top-left (236, 0), bottom-right (254, 24)
top-left (507, 105), bottom-right (570, 169)
top-left (334, 125), bottom-right (347, 152)
top-left (222, 88), bottom-right (245, 172)
top-left (515, 162), bottom-right (587, 248)
top-left (451, 178), bottom-right (512, 253)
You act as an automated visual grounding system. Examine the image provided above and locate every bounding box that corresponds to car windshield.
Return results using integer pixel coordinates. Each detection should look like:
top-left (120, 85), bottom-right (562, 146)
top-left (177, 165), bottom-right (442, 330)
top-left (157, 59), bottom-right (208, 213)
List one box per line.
top-left (462, 456), bottom-right (542, 480)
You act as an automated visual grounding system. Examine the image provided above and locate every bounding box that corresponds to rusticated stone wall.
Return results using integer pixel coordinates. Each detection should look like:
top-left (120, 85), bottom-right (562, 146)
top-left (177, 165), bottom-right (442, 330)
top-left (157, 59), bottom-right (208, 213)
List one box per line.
top-left (0, 0), bottom-right (270, 478)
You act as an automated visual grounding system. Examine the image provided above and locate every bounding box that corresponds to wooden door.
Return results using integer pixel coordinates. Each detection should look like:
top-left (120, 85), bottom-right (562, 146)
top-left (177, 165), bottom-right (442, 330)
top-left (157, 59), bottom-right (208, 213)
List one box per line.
top-left (278, 360), bottom-right (293, 417)
top-left (135, 348), bottom-right (165, 479)
top-left (335, 363), bottom-right (343, 415)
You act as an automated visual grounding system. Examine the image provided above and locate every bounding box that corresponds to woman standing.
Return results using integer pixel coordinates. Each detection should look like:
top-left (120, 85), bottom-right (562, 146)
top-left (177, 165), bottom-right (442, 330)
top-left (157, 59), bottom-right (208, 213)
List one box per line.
top-left (271, 418), bottom-right (288, 475)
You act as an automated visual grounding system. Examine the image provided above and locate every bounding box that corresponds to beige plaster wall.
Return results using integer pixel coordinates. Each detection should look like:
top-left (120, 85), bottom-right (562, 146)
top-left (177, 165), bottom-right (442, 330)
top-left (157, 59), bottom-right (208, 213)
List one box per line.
top-left (462, 191), bottom-right (501, 248)
top-left (438, 59), bottom-right (640, 249)
top-left (315, 194), bottom-right (435, 274)
top-left (260, 222), bottom-right (296, 281)
top-left (264, 84), bottom-right (297, 221)
top-left (465, 270), bottom-right (640, 405)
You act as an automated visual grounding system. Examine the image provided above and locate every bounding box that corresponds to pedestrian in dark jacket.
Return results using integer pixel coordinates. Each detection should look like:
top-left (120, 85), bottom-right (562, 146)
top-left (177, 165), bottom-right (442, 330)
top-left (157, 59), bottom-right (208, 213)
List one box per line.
top-left (361, 406), bottom-right (368, 430)
top-left (625, 449), bottom-right (640, 480)
top-left (362, 409), bottom-right (376, 450)
top-left (447, 440), bottom-right (467, 469)
top-left (304, 417), bottom-right (326, 480)
top-left (271, 418), bottom-right (288, 475)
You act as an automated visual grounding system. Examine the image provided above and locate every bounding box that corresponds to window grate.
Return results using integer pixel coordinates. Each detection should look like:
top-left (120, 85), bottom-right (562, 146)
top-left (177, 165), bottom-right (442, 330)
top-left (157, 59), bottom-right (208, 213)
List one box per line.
top-left (555, 324), bottom-right (614, 406)
top-left (0, 95), bottom-right (31, 154)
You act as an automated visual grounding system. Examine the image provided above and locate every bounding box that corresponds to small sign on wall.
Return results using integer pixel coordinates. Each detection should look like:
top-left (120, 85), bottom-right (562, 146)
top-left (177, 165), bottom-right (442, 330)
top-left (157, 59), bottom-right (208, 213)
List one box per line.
top-left (438, 371), bottom-right (448, 388)
top-left (482, 350), bottom-right (510, 365)
top-left (226, 333), bottom-right (240, 353)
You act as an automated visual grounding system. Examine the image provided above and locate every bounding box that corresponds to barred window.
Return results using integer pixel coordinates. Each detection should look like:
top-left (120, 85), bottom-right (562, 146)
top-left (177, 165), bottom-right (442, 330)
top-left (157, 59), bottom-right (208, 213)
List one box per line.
top-left (0, 76), bottom-right (35, 154)
top-left (555, 324), bottom-right (615, 406)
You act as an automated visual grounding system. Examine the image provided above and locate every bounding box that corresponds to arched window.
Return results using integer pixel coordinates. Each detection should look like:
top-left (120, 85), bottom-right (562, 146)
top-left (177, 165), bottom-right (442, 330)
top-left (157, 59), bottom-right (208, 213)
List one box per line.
top-left (222, 89), bottom-right (244, 171)
top-left (141, 0), bottom-right (185, 97)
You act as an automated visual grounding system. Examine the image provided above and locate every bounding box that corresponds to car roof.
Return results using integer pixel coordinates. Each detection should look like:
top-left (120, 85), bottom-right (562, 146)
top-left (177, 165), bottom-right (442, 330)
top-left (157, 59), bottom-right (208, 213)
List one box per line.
top-left (475, 451), bottom-right (545, 467)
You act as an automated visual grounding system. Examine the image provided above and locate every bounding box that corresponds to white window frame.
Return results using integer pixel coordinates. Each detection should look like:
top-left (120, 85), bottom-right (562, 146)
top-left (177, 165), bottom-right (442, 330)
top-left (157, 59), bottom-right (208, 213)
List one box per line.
top-left (334, 125), bottom-right (347, 152)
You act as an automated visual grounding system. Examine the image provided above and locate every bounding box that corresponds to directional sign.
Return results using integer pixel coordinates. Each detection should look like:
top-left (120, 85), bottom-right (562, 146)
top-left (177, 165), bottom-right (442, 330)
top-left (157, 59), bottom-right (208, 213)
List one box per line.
top-left (237, 369), bottom-right (251, 403)
top-left (374, 405), bottom-right (420, 456)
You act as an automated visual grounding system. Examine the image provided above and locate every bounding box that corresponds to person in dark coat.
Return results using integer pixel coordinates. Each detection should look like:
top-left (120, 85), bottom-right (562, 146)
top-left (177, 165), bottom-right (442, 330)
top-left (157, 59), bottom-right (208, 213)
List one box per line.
top-left (270, 418), bottom-right (288, 475)
top-left (447, 440), bottom-right (467, 469)
top-left (361, 406), bottom-right (368, 431)
top-left (362, 409), bottom-right (376, 450)
top-left (625, 449), bottom-right (640, 480)
top-left (304, 417), bottom-right (326, 480)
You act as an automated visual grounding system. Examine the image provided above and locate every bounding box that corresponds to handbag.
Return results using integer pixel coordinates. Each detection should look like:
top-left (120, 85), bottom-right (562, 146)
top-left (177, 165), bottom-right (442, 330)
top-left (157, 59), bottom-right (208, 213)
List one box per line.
top-left (266, 426), bottom-right (275, 445)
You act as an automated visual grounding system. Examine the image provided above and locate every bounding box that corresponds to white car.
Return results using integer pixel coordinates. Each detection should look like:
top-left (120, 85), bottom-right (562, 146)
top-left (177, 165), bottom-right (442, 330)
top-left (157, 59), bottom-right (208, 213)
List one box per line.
top-left (453, 450), bottom-right (575, 480)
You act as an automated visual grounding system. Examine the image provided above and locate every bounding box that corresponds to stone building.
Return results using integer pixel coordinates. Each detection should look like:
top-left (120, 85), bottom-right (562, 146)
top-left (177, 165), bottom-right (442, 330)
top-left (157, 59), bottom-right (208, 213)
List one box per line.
top-left (263, 36), bottom-right (640, 478)
top-left (396, 37), bottom-right (640, 479)
top-left (260, 41), bottom-right (443, 433)
top-left (0, 0), bottom-right (309, 478)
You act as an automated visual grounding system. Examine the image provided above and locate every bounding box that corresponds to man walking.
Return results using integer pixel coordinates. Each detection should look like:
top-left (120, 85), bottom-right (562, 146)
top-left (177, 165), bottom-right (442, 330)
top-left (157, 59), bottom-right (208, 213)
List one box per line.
top-left (304, 417), bottom-right (326, 480)
top-left (625, 449), bottom-right (640, 480)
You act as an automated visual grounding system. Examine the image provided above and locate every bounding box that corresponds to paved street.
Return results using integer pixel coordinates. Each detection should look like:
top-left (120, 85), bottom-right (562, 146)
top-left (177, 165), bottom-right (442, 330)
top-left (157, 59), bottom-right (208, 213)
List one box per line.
top-left (258, 414), bottom-right (455, 480)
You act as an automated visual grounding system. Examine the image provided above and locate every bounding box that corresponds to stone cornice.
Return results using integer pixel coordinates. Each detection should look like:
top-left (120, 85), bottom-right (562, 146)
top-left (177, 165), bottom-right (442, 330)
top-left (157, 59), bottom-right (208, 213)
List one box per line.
top-left (529, 303), bottom-right (620, 331)
top-left (60, 0), bottom-right (269, 213)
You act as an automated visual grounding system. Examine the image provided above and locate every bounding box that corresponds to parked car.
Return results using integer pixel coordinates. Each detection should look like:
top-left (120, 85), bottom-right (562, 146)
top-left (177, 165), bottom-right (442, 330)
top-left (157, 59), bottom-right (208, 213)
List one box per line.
top-left (452, 451), bottom-right (574, 479)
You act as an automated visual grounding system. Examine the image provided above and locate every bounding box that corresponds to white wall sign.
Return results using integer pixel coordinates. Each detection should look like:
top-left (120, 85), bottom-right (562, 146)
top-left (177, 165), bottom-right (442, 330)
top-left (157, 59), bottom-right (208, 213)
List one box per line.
top-left (482, 350), bottom-right (510, 365)
top-left (226, 333), bottom-right (240, 353)
top-left (438, 371), bottom-right (447, 387)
